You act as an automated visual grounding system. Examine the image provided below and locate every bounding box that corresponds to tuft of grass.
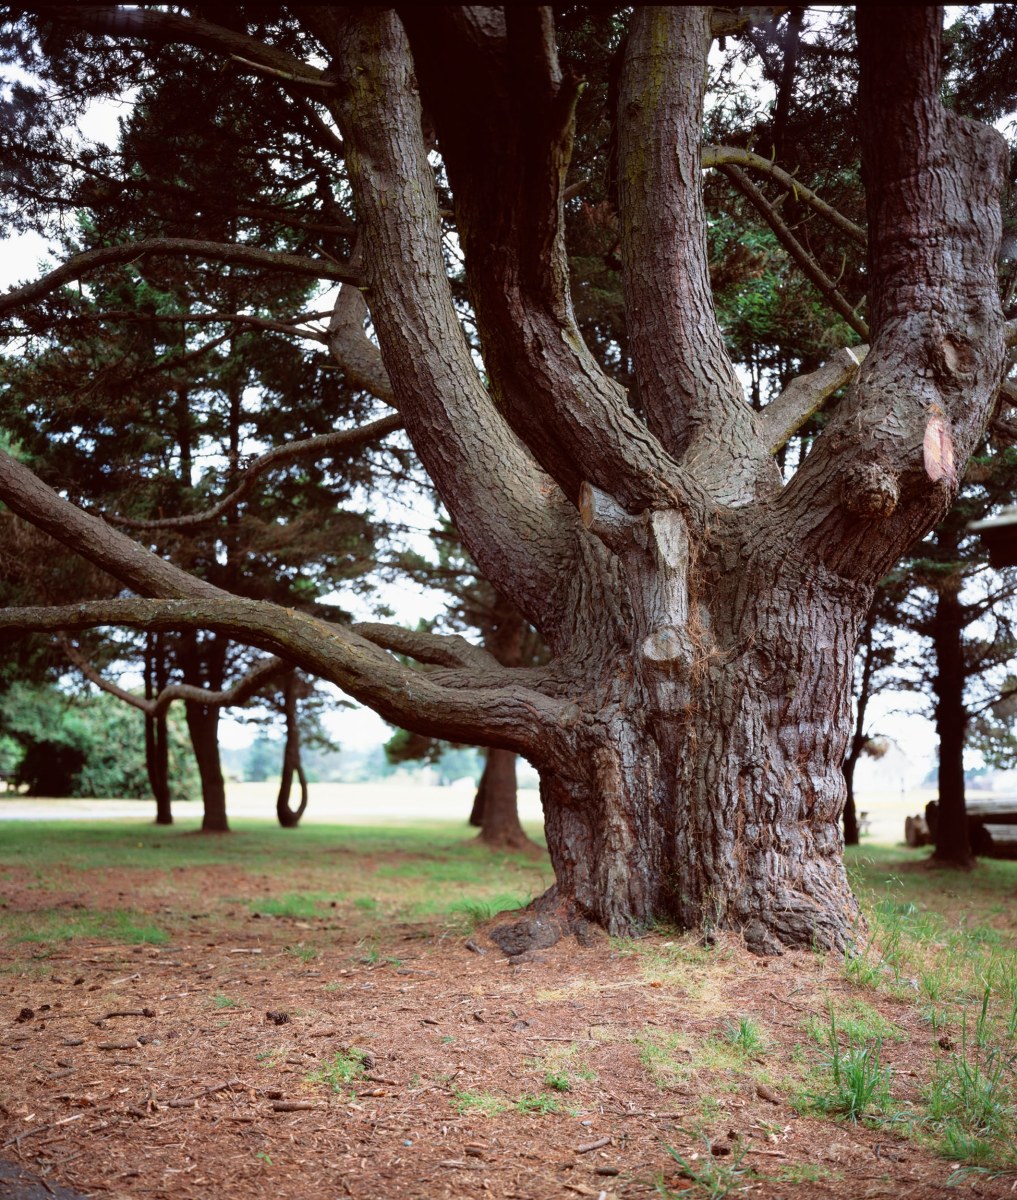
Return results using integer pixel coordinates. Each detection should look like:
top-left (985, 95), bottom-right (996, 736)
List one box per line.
top-left (308, 1048), bottom-right (368, 1095)
top-left (451, 1088), bottom-right (509, 1116)
top-left (800, 1012), bottom-right (892, 1121)
top-left (724, 1017), bottom-right (765, 1057)
top-left (544, 1071), bottom-right (571, 1092)
top-left (443, 893), bottom-right (531, 929)
top-left (660, 1136), bottom-right (755, 1199)
top-left (212, 993), bottom-right (238, 1009)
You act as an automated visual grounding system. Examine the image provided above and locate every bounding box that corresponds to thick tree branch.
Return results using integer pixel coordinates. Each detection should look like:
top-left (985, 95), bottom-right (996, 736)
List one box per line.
top-left (616, 7), bottom-right (777, 507)
top-left (775, 7), bottom-right (1007, 585)
top-left (0, 448), bottom-right (224, 601)
top-left (39, 6), bottom-right (335, 89)
top-left (316, 7), bottom-right (591, 644)
top-left (0, 240), bottom-right (358, 320)
top-left (760, 344), bottom-right (869, 453)
top-left (0, 600), bottom-right (575, 761)
top-left (350, 623), bottom-right (499, 670)
top-left (105, 414), bottom-right (403, 530)
top-left (718, 164), bottom-right (869, 338)
top-left (395, 6), bottom-right (707, 522)
top-left (61, 638), bottom-right (288, 718)
top-left (702, 146), bottom-right (866, 246)
top-left (92, 309), bottom-right (333, 343)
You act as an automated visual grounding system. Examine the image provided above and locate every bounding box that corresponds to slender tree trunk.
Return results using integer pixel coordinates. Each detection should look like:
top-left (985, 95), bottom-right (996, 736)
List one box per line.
top-left (842, 740), bottom-right (862, 848)
top-left (277, 671), bottom-right (308, 828)
top-left (842, 609), bottom-right (878, 847)
top-left (931, 578), bottom-right (974, 868)
top-left (185, 701), bottom-right (228, 832)
top-left (144, 633), bottom-right (172, 826)
top-left (474, 749), bottom-right (534, 852)
top-left (180, 632), bottom-right (229, 833)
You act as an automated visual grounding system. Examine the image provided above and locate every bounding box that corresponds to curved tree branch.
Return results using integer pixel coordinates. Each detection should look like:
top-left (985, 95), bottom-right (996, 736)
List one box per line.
top-left (0, 599), bottom-right (576, 761)
top-left (60, 637), bottom-right (288, 718)
top-left (775, 7), bottom-right (1007, 584)
top-left (38, 6), bottom-right (335, 89)
top-left (0, 448), bottom-right (224, 601)
top-left (105, 414), bottom-right (403, 530)
top-left (0, 240), bottom-right (358, 320)
top-left (317, 8), bottom-right (591, 644)
top-left (717, 163), bottom-right (869, 338)
top-left (350, 623), bottom-right (499, 670)
top-left (702, 145), bottom-right (867, 246)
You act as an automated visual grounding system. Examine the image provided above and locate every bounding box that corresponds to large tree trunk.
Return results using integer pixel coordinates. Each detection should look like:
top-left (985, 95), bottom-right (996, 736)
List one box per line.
top-left (533, 537), bottom-right (862, 954)
top-left (931, 577), bottom-right (974, 868)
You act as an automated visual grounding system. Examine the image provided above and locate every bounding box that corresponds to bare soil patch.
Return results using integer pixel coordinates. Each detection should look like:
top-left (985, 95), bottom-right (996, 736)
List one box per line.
top-left (0, 826), bottom-right (1014, 1199)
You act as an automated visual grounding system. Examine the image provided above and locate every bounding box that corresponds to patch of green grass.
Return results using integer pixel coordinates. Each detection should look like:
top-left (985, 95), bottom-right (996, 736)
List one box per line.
top-left (803, 998), bottom-right (905, 1047)
top-left (5, 907), bottom-right (168, 945)
top-left (353, 897), bottom-right (378, 912)
top-left (451, 1089), bottom-right (509, 1116)
top-left (252, 893), bottom-right (342, 920)
top-left (287, 945), bottom-right (318, 962)
top-left (637, 1029), bottom-right (693, 1090)
top-left (308, 1048), bottom-right (368, 1095)
top-left (444, 893), bottom-right (531, 927)
top-left (212, 993), bottom-right (238, 1009)
top-left (724, 1017), bottom-right (766, 1057)
top-left (544, 1071), bottom-right (571, 1092)
top-left (799, 1012), bottom-right (892, 1121)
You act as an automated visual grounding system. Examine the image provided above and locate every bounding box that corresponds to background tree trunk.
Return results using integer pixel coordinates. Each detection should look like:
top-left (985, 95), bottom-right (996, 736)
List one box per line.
top-left (181, 632), bottom-right (229, 833)
top-left (276, 671), bottom-right (308, 828)
top-left (144, 632), bottom-right (172, 826)
top-left (473, 749), bottom-right (532, 852)
top-left (931, 578), bottom-right (974, 867)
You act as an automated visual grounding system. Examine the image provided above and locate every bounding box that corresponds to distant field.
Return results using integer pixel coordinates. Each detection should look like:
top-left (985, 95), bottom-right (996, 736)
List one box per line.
top-left (0, 779), bottom-right (936, 846)
top-left (0, 779), bottom-right (545, 827)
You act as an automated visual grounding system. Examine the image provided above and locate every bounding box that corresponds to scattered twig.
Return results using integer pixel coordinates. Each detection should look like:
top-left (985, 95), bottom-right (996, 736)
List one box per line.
top-left (165, 1078), bottom-right (244, 1108)
top-left (2, 1113), bottom-right (83, 1148)
top-left (576, 1136), bottom-right (612, 1153)
top-left (271, 1100), bottom-right (318, 1112)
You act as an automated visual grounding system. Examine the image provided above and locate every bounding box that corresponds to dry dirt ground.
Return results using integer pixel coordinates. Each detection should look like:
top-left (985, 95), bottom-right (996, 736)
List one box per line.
top-left (0, 831), bottom-right (1015, 1200)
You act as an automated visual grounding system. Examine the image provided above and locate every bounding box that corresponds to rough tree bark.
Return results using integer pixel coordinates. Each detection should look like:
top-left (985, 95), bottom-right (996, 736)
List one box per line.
top-left (0, 6), bottom-right (1008, 953)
